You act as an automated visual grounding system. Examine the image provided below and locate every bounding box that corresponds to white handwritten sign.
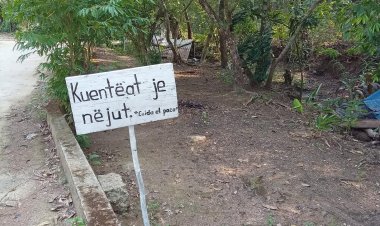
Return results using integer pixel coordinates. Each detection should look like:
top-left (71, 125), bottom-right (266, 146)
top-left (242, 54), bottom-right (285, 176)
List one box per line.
top-left (66, 63), bottom-right (178, 135)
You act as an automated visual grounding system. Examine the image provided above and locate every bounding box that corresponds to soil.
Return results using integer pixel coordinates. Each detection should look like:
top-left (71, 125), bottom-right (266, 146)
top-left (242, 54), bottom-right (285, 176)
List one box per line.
top-left (84, 51), bottom-right (380, 226)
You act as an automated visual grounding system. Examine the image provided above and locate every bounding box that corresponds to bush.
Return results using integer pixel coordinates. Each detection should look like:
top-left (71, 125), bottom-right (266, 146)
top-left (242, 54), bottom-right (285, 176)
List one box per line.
top-left (5, 0), bottom-right (151, 111)
top-left (317, 47), bottom-right (341, 59)
top-left (76, 135), bottom-right (91, 149)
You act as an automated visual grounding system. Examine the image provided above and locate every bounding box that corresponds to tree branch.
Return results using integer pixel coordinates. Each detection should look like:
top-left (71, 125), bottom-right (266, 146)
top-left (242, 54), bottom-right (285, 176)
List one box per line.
top-left (265, 0), bottom-right (323, 88)
top-left (198, 0), bottom-right (219, 22)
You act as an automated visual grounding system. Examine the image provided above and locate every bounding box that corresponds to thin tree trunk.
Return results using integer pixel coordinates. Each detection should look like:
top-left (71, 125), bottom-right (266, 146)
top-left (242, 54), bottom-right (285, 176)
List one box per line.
top-left (219, 0), bottom-right (228, 68)
top-left (200, 26), bottom-right (214, 63)
top-left (219, 29), bottom-right (228, 68)
top-left (184, 10), bottom-right (192, 39)
top-left (224, 29), bottom-right (246, 86)
top-left (160, 0), bottom-right (182, 64)
top-left (198, 0), bottom-right (245, 87)
top-left (182, 0), bottom-right (194, 39)
top-left (265, 0), bottom-right (322, 88)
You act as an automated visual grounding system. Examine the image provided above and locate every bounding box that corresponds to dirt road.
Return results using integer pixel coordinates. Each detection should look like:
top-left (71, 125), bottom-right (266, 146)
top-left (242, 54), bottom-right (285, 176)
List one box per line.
top-left (0, 35), bottom-right (71, 226)
top-left (0, 38), bottom-right (41, 127)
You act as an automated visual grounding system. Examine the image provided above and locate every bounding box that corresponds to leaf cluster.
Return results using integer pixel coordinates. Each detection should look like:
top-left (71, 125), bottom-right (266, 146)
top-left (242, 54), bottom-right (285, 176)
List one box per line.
top-left (4, 0), bottom-right (152, 111)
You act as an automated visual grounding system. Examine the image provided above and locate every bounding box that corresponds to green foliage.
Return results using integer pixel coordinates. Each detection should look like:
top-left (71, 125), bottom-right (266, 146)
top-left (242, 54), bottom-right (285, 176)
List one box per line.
top-left (68, 217), bottom-right (86, 226)
top-left (124, 42), bottom-right (161, 66)
top-left (317, 47), bottom-right (341, 59)
top-left (338, 0), bottom-right (380, 56)
top-left (314, 99), bottom-right (367, 131)
top-left (88, 153), bottom-right (101, 165)
top-left (201, 111), bottom-right (209, 125)
top-left (304, 222), bottom-right (315, 226)
top-left (292, 98), bottom-right (304, 113)
top-left (315, 114), bottom-right (339, 131)
top-left (235, 0), bottom-right (273, 86)
top-left (266, 214), bottom-right (276, 226)
top-left (290, 1), bottom-right (320, 31)
top-left (237, 29), bottom-right (272, 86)
top-left (372, 65), bottom-right (380, 83)
top-left (340, 100), bottom-right (367, 129)
top-left (148, 200), bottom-right (161, 224)
top-left (310, 1), bottom-right (340, 46)
top-left (217, 69), bottom-right (235, 86)
top-left (4, 0), bottom-right (150, 111)
top-left (76, 135), bottom-right (91, 149)
top-left (346, 47), bottom-right (361, 57)
top-left (0, 2), bottom-right (17, 32)
top-left (306, 84), bottom-right (322, 103)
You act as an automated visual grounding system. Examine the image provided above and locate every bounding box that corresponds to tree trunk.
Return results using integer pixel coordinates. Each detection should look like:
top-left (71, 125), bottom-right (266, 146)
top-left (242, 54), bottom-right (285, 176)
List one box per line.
top-left (201, 26), bottom-right (214, 63)
top-left (184, 10), bottom-right (192, 39)
top-left (224, 29), bottom-right (246, 86)
top-left (160, 0), bottom-right (182, 64)
top-left (169, 16), bottom-right (180, 39)
top-left (219, 29), bottom-right (228, 68)
top-left (198, 0), bottom-right (245, 86)
top-left (218, 0), bottom-right (228, 68)
top-left (265, 0), bottom-right (323, 89)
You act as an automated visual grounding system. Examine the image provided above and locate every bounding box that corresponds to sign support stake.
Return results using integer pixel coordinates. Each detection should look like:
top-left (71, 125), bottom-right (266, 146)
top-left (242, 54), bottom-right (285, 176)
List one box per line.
top-left (128, 125), bottom-right (150, 226)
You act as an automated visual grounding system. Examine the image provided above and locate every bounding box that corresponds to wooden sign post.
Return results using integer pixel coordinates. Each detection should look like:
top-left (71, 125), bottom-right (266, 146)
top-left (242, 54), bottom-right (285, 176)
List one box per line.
top-left (66, 63), bottom-right (178, 226)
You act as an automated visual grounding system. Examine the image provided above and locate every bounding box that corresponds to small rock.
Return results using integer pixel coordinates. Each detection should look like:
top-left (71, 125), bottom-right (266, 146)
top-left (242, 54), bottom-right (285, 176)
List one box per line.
top-left (2, 200), bottom-right (18, 207)
top-left (262, 204), bottom-right (278, 210)
top-left (98, 173), bottom-right (129, 214)
top-left (36, 221), bottom-right (51, 226)
top-left (237, 158), bottom-right (249, 163)
top-left (301, 183), bottom-right (311, 187)
top-left (174, 209), bottom-right (182, 214)
top-left (26, 133), bottom-right (38, 140)
top-left (164, 208), bottom-right (173, 215)
top-left (189, 135), bottom-right (207, 143)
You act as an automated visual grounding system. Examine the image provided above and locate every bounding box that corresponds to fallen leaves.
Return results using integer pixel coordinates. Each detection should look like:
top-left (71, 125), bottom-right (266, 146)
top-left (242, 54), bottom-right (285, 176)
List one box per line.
top-left (49, 193), bottom-right (76, 221)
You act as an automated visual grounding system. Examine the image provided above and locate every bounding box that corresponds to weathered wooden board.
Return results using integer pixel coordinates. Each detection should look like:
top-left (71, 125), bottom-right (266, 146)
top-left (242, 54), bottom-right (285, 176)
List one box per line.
top-left (351, 119), bottom-right (380, 129)
top-left (65, 63), bottom-right (178, 135)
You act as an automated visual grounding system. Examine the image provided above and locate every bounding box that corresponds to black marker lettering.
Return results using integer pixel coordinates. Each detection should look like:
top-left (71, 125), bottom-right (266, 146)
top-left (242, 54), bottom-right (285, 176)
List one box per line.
top-left (121, 103), bottom-right (130, 118)
top-left (153, 79), bottom-right (166, 100)
top-left (126, 85), bottom-right (135, 95)
top-left (134, 74), bottom-right (141, 94)
top-left (105, 79), bottom-right (114, 98)
top-left (157, 81), bottom-right (166, 92)
top-left (89, 90), bottom-right (99, 100)
top-left (112, 111), bottom-right (122, 120)
top-left (98, 89), bottom-right (107, 99)
top-left (94, 109), bottom-right (104, 122)
top-left (71, 82), bottom-right (82, 103)
top-left (82, 113), bottom-right (93, 124)
top-left (115, 83), bottom-right (125, 96)
top-left (106, 108), bottom-right (112, 127)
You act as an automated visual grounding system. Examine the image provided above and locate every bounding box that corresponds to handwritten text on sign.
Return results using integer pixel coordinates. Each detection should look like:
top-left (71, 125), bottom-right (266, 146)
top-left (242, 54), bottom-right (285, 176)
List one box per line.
top-left (66, 63), bottom-right (178, 135)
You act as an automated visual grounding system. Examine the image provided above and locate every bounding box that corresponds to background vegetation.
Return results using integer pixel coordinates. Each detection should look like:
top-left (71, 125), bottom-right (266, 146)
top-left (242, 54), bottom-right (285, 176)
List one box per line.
top-left (1, 0), bottom-right (379, 131)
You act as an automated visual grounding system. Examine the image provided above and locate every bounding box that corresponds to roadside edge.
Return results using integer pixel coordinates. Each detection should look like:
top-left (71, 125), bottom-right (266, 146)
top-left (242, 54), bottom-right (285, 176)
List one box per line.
top-left (47, 111), bottom-right (120, 226)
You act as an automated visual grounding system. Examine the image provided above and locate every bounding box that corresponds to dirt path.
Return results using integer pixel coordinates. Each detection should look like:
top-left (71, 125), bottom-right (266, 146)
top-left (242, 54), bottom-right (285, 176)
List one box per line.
top-left (86, 63), bottom-right (380, 226)
top-left (0, 38), bottom-right (41, 127)
top-left (0, 35), bottom-right (71, 226)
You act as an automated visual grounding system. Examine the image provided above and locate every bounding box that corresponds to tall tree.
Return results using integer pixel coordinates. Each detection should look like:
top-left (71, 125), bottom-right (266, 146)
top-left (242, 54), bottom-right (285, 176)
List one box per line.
top-left (265, 0), bottom-right (323, 88)
top-left (218, 0), bottom-right (228, 68)
top-left (198, 0), bottom-right (246, 87)
top-left (159, 0), bottom-right (183, 63)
